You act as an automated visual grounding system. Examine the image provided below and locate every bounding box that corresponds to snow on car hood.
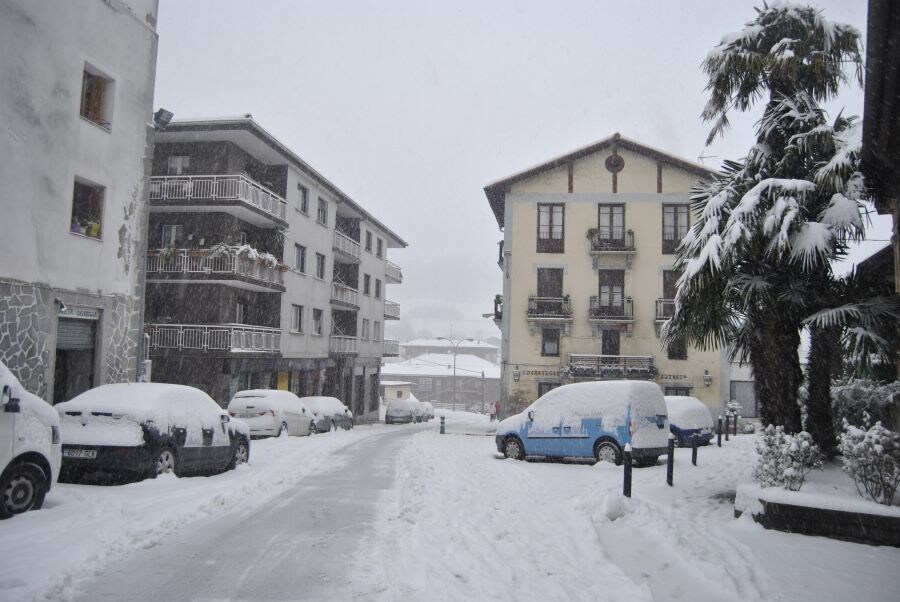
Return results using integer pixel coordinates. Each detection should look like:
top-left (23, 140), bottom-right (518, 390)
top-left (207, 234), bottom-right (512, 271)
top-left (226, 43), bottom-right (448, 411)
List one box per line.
top-left (665, 396), bottom-right (714, 429)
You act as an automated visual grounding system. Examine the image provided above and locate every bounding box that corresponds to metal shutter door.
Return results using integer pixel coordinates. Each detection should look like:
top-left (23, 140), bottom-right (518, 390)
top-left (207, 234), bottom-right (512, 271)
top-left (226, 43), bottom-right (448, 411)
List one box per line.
top-left (729, 381), bottom-right (757, 417)
top-left (57, 319), bottom-right (96, 350)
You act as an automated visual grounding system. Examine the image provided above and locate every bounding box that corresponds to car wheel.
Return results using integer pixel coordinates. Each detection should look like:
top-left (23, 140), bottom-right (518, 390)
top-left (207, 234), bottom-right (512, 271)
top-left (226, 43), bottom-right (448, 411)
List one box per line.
top-left (155, 447), bottom-right (178, 476)
top-left (310, 422), bottom-right (318, 434)
top-left (0, 463), bottom-right (47, 519)
top-left (594, 440), bottom-right (623, 465)
top-left (636, 456), bottom-right (659, 468)
top-left (503, 437), bottom-right (525, 460)
top-left (228, 439), bottom-right (249, 470)
top-left (279, 422), bottom-right (289, 437)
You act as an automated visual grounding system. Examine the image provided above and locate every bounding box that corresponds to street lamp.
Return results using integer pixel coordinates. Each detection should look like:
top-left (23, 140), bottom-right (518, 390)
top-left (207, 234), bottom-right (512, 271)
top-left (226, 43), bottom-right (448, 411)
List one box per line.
top-left (437, 336), bottom-right (473, 412)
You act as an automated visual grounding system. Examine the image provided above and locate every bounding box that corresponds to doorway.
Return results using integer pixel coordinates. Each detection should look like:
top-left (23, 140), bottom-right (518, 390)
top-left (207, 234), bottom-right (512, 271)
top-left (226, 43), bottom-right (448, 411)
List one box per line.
top-left (53, 318), bottom-right (96, 403)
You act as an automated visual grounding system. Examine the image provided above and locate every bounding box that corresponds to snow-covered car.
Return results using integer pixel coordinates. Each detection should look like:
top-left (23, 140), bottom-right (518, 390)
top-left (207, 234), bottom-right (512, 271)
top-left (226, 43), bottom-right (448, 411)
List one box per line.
top-left (421, 401), bottom-right (435, 421)
top-left (385, 399), bottom-right (417, 424)
top-left (227, 389), bottom-right (313, 438)
top-left (496, 380), bottom-right (669, 467)
top-left (411, 400), bottom-right (426, 423)
top-left (664, 396), bottom-right (715, 447)
top-left (301, 396), bottom-right (353, 432)
top-left (1, 361), bottom-right (62, 519)
top-left (56, 383), bottom-right (250, 481)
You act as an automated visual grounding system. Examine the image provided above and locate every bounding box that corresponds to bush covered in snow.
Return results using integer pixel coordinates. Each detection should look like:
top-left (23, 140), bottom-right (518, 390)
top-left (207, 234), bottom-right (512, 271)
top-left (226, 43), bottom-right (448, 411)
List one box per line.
top-left (831, 380), bottom-right (899, 437)
top-left (838, 417), bottom-right (900, 506)
top-left (726, 400), bottom-right (742, 418)
top-left (752, 425), bottom-right (823, 491)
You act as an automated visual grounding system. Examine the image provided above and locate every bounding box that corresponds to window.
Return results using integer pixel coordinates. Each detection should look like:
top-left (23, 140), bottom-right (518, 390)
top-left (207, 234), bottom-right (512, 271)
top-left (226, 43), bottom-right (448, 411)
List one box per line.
top-left (375, 278), bottom-right (382, 299)
top-left (167, 156), bottom-right (190, 176)
top-left (396, 390), bottom-right (403, 399)
top-left (541, 328), bottom-right (560, 357)
top-left (365, 231), bottom-right (373, 252)
top-left (376, 238), bottom-right (384, 258)
top-left (161, 224), bottom-right (183, 247)
top-left (80, 67), bottom-right (114, 128)
top-left (240, 230), bottom-right (249, 246)
top-left (236, 302), bottom-right (246, 325)
top-left (315, 253), bottom-right (325, 279)
top-left (317, 198), bottom-right (328, 225)
top-left (665, 386), bottom-right (691, 396)
top-left (362, 318), bottom-right (370, 340)
top-left (662, 204), bottom-right (690, 254)
top-left (537, 203), bottom-right (565, 253)
top-left (312, 309), bottom-right (323, 335)
top-left (294, 244), bottom-right (306, 273)
top-left (598, 204), bottom-right (625, 244)
top-left (602, 329), bottom-right (621, 355)
top-left (291, 305), bottom-right (304, 333)
top-left (297, 184), bottom-right (309, 214)
top-left (538, 382), bottom-right (561, 397)
top-left (598, 270), bottom-right (624, 312)
top-left (374, 321), bottom-right (381, 341)
top-left (667, 336), bottom-right (687, 360)
top-left (70, 179), bottom-right (104, 239)
top-left (363, 274), bottom-right (371, 295)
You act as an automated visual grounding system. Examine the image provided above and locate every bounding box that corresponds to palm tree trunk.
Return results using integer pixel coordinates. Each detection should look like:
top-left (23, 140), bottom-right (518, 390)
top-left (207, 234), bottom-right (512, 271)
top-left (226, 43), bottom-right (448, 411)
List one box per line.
top-left (749, 316), bottom-right (803, 433)
top-left (806, 324), bottom-right (839, 459)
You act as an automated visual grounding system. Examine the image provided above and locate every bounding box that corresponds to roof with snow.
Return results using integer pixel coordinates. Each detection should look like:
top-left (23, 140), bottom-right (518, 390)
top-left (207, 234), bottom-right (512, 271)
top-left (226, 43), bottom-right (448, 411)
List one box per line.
top-left (380, 380), bottom-right (412, 386)
top-left (381, 353), bottom-right (501, 379)
top-left (483, 132), bottom-right (717, 228)
top-left (401, 339), bottom-right (498, 350)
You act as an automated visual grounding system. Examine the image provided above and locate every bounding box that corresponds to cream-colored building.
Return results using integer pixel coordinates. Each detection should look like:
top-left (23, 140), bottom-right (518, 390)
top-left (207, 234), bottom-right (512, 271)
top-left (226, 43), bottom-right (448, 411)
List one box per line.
top-left (485, 133), bottom-right (737, 416)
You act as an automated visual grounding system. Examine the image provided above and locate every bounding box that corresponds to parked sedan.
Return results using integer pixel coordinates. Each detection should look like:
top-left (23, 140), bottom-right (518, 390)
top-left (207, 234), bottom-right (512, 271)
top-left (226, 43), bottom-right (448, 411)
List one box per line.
top-left (385, 399), bottom-right (417, 424)
top-left (56, 383), bottom-right (250, 482)
top-left (227, 390), bottom-right (312, 438)
top-left (301, 396), bottom-right (353, 432)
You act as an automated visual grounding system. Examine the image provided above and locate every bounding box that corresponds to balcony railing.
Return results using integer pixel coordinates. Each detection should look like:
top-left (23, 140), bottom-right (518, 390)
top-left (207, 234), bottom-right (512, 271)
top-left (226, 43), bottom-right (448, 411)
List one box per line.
top-left (589, 228), bottom-right (635, 253)
top-left (149, 174), bottom-right (287, 221)
top-left (330, 335), bottom-right (358, 355)
top-left (497, 240), bottom-right (504, 268)
top-left (527, 296), bottom-right (573, 319)
top-left (385, 260), bottom-right (403, 284)
top-left (333, 231), bottom-right (361, 262)
top-left (331, 282), bottom-right (360, 308)
top-left (494, 294), bottom-right (503, 322)
top-left (566, 354), bottom-right (657, 380)
top-left (589, 296), bottom-right (634, 322)
top-left (656, 298), bottom-right (675, 321)
top-left (383, 339), bottom-right (400, 357)
top-left (147, 323), bottom-right (281, 353)
top-left (384, 300), bottom-right (401, 320)
top-left (146, 248), bottom-right (285, 288)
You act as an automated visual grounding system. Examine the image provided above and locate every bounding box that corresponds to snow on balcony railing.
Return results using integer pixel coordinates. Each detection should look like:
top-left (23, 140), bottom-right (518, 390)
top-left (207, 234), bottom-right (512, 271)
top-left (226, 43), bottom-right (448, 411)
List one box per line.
top-left (383, 339), bottom-right (400, 356)
top-left (656, 298), bottom-right (675, 320)
top-left (566, 354), bottom-right (657, 380)
top-left (526, 296), bottom-right (572, 319)
top-left (149, 174), bottom-right (287, 221)
top-left (329, 335), bottom-right (358, 354)
top-left (331, 282), bottom-right (360, 307)
top-left (333, 231), bottom-right (361, 261)
top-left (385, 260), bottom-right (403, 283)
top-left (589, 296), bottom-right (634, 321)
top-left (147, 323), bottom-right (281, 353)
top-left (384, 300), bottom-right (400, 320)
top-left (146, 249), bottom-right (285, 287)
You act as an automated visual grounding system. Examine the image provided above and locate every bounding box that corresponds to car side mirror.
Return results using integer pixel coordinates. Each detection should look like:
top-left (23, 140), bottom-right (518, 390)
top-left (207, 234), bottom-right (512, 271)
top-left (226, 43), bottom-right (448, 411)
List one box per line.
top-left (2, 385), bottom-right (20, 413)
top-left (220, 414), bottom-right (230, 423)
top-left (527, 410), bottom-right (534, 421)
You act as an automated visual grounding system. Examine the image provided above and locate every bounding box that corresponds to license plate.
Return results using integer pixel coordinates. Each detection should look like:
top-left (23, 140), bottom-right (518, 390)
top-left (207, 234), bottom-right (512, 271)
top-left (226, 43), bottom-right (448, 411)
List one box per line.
top-left (63, 448), bottom-right (97, 459)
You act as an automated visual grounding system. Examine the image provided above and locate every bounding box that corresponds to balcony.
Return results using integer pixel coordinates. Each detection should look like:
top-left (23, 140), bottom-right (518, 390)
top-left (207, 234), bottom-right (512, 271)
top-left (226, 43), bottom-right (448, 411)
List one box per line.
top-left (493, 294), bottom-right (503, 326)
top-left (384, 300), bottom-right (401, 320)
top-left (330, 335), bottom-right (358, 355)
top-left (565, 354), bottom-right (657, 380)
top-left (589, 296), bottom-right (634, 337)
top-left (497, 240), bottom-right (504, 269)
top-left (145, 248), bottom-right (286, 293)
top-left (149, 174), bottom-right (288, 228)
top-left (331, 282), bottom-right (360, 310)
top-left (333, 231), bottom-right (361, 264)
top-left (147, 323), bottom-right (281, 354)
top-left (383, 339), bottom-right (400, 357)
top-left (526, 295), bottom-right (573, 334)
top-left (588, 228), bottom-right (636, 268)
top-left (655, 298), bottom-right (675, 336)
top-left (385, 260), bottom-right (403, 284)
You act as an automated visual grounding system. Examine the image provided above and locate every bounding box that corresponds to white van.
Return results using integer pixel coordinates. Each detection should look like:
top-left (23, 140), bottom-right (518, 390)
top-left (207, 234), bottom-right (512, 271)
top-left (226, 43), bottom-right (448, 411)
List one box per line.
top-left (1, 361), bottom-right (62, 519)
top-left (227, 390), bottom-right (313, 438)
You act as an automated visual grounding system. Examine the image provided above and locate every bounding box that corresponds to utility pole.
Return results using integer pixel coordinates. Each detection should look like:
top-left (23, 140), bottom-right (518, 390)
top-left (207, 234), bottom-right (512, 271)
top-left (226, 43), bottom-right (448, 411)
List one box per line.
top-left (481, 370), bottom-right (485, 414)
top-left (437, 336), bottom-right (473, 412)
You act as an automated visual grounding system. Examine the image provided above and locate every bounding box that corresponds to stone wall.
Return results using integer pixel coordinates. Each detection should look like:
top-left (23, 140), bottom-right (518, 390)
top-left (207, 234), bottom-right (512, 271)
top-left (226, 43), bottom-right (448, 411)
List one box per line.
top-left (0, 281), bottom-right (51, 397)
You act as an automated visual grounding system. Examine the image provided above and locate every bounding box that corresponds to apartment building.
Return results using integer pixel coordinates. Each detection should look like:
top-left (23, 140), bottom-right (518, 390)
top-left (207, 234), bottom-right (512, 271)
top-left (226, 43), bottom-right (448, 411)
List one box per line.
top-left (145, 117), bottom-right (406, 418)
top-left (0, 0), bottom-right (159, 401)
top-left (485, 133), bottom-right (737, 415)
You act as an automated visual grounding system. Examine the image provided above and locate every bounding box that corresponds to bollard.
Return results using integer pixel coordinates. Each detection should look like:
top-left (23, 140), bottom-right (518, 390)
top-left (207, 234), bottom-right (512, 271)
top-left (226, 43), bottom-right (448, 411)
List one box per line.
top-left (623, 444), bottom-right (632, 498)
top-left (691, 434), bottom-right (698, 466)
top-left (725, 414), bottom-right (730, 442)
top-left (733, 414), bottom-right (739, 437)
top-left (666, 433), bottom-right (675, 487)
top-left (717, 415), bottom-right (723, 447)
top-left (440, 415), bottom-right (445, 434)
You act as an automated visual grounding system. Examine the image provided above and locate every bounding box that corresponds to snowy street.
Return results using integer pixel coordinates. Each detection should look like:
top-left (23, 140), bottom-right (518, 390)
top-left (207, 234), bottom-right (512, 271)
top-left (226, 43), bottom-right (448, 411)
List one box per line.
top-left (2, 411), bottom-right (899, 601)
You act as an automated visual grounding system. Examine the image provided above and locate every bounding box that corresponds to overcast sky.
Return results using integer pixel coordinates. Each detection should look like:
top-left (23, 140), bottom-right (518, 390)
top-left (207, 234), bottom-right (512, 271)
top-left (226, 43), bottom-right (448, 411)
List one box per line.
top-left (153, 0), bottom-right (887, 341)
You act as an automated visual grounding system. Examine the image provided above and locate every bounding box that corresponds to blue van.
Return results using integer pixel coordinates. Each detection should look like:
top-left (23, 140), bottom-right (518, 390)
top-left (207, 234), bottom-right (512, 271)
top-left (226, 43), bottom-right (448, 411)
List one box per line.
top-left (495, 380), bottom-right (669, 466)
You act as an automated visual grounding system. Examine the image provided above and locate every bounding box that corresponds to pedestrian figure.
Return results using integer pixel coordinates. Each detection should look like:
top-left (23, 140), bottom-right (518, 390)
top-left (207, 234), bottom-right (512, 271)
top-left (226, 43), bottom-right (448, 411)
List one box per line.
top-left (495, 401), bottom-right (501, 421)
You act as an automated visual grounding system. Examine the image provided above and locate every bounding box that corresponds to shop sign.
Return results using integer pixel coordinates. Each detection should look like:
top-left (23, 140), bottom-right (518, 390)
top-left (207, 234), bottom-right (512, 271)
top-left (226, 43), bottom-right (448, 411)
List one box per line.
top-left (658, 373), bottom-right (688, 382)
top-left (58, 306), bottom-right (100, 320)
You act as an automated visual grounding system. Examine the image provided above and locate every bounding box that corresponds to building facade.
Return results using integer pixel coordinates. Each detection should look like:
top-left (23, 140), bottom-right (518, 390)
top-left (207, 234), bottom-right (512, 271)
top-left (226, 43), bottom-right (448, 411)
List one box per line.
top-left (0, 0), bottom-right (159, 401)
top-left (485, 134), bottom-right (738, 416)
top-left (381, 353), bottom-right (501, 412)
top-left (398, 339), bottom-right (499, 363)
top-left (145, 118), bottom-right (406, 419)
